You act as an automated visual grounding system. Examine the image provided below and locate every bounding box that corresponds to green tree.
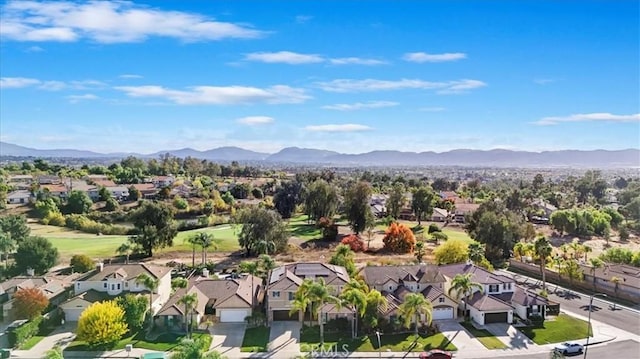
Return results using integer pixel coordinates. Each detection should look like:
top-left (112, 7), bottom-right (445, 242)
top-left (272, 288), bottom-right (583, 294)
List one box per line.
top-left (290, 280), bottom-right (312, 326)
top-left (258, 254), bottom-right (276, 278)
top-left (116, 294), bottom-right (148, 332)
top-left (135, 273), bottom-right (158, 327)
top-left (0, 215), bottom-right (31, 242)
top-left (128, 185), bottom-right (141, 201)
top-left (466, 202), bottom-right (525, 262)
top-left (171, 338), bottom-right (226, 359)
top-left (193, 232), bottom-right (216, 265)
top-left (98, 186), bottom-right (112, 202)
top-left (386, 183), bottom-right (406, 219)
top-left (44, 347), bottom-right (64, 359)
top-left (77, 301), bottom-right (128, 348)
top-left (65, 190), bottom-right (93, 214)
top-left (340, 280), bottom-right (368, 338)
top-left (448, 273), bottom-right (483, 320)
top-left (343, 181), bottom-right (374, 234)
top-left (329, 244), bottom-right (356, 277)
top-left (304, 179), bottom-right (339, 222)
top-left (588, 258), bottom-right (604, 290)
top-left (534, 235), bottom-right (553, 291)
top-left (0, 231), bottom-right (15, 268)
top-left (624, 197), bottom-right (640, 221)
top-left (561, 259), bottom-right (583, 288)
top-left (415, 241), bottom-right (426, 263)
top-left (273, 181), bottom-right (303, 219)
top-left (431, 231), bottom-right (448, 245)
top-left (104, 197), bottom-right (119, 211)
top-left (467, 242), bottom-right (485, 264)
top-left (398, 292), bottom-right (433, 335)
top-left (179, 292), bottom-right (198, 338)
top-left (306, 278), bottom-right (341, 345)
top-left (235, 207), bottom-right (288, 256)
top-left (70, 254), bottom-right (95, 273)
top-left (35, 198), bottom-right (60, 219)
top-left (130, 201), bottom-right (177, 257)
top-left (412, 186), bottom-right (436, 225)
top-left (116, 242), bottom-right (133, 264)
top-left (15, 236), bottom-right (59, 275)
top-left (362, 289), bottom-right (387, 331)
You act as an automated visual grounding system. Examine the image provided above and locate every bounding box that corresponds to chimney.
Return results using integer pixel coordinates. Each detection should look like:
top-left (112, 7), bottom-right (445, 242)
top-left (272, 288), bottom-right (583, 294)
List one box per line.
top-left (202, 268), bottom-right (209, 278)
top-left (97, 262), bottom-right (104, 272)
top-left (26, 268), bottom-right (35, 276)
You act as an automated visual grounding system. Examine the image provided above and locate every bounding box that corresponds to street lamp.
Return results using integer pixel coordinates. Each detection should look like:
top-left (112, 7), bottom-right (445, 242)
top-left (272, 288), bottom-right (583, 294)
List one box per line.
top-left (583, 293), bottom-right (607, 359)
top-left (375, 330), bottom-right (381, 359)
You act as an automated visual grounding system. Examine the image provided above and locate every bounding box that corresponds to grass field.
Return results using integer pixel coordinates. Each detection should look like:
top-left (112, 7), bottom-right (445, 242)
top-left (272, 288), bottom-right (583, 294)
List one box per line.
top-left (520, 314), bottom-right (591, 345)
top-left (288, 215), bottom-right (322, 240)
top-left (460, 322), bottom-right (508, 349)
top-left (241, 326), bottom-right (270, 352)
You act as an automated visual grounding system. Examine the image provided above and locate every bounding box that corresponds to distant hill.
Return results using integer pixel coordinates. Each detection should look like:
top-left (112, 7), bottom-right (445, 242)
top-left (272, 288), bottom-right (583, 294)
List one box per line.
top-left (1, 141), bottom-right (638, 168)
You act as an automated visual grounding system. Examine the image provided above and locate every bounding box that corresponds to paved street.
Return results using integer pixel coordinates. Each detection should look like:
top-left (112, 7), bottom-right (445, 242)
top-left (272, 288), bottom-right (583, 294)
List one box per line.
top-left (498, 269), bottom-right (640, 334)
top-left (497, 339), bottom-right (640, 359)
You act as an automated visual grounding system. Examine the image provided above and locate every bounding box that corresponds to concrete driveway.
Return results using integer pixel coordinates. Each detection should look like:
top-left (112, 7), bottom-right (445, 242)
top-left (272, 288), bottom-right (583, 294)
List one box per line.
top-left (437, 319), bottom-right (486, 352)
top-left (484, 323), bottom-right (537, 350)
top-left (210, 322), bottom-right (246, 354)
top-left (268, 321), bottom-right (301, 356)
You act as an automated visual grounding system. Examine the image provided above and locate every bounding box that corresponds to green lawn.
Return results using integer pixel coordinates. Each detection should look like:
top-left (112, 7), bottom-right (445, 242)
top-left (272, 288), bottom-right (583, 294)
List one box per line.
top-left (65, 331), bottom-right (210, 352)
top-left (300, 328), bottom-right (456, 352)
top-left (520, 314), bottom-right (591, 345)
top-left (288, 215), bottom-right (322, 240)
top-left (441, 229), bottom-right (475, 244)
top-left (460, 322), bottom-right (508, 349)
top-left (241, 326), bottom-right (270, 352)
top-left (20, 335), bottom-right (45, 350)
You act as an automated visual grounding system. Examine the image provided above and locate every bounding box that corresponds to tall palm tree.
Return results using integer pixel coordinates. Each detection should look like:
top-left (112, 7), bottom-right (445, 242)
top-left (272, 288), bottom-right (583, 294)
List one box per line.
top-left (172, 277), bottom-right (188, 293)
top-left (534, 235), bottom-right (553, 291)
top-left (448, 273), bottom-right (483, 321)
top-left (583, 245), bottom-right (592, 261)
top-left (290, 281), bottom-right (312, 326)
top-left (179, 292), bottom-right (198, 338)
top-left (611, 277), bottom-right (621, 299)
top-left (194, 232), bottom-right (216, 265)
top-left (136, 273), bottom-right (159, 327)
top-left (239, 261), bottom-right (260, 308)
top-left (589, 258), bottom-right (603, 289)
top-left (363, 289), bottom-right (388, 331)
top-left (185, 235), bottom-right (199, 267)
top-left (398, 293), bottom-right (433, 335)
top-left (553, 256), bottom-right (564, 279)
top-left (116, 242), bottom-right (133, 264)
top-left (258, 254), bottom-right (276, 279)
top-left (340, 280), bottom-right (367, 338)
top-left (306, 278), bottom-right (341, 345)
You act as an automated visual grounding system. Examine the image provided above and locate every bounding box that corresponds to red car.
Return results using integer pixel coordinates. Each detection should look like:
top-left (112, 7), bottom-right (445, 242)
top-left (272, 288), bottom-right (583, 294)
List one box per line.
top-left (419, 350), bottom-right (452, 359)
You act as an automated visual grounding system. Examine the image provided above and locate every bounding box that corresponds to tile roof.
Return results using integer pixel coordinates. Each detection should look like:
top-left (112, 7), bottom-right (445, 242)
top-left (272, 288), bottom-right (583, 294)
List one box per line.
top-left (268, 262), bottom-right (349, 288)
top-left (361, 264), bottom-right (445, 286)
top-left (466, 291), bottom-right (514, 312)
top-left (579, 263), bottom-right (640, 289)
top-left (83, 263), bottom-right (171, 282)
top-left (494, 286), bottom-right (549, 307)
top-left (438, 263), bottom-right (513, 285)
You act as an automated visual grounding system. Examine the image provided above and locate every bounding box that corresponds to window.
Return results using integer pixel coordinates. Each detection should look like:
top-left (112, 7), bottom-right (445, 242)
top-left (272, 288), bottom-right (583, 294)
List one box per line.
top-left (439, 297), bottom-right (445, 303)
top-left (111, 284), bottom-right (115, 290)
top-left (103, 282), bottom-right (107, 289)
top-left (272, 291), bottom-right (280, 298)
top-left (117, 283), bottom-right (121, 290)
top-left (503, 283), bottom-right (507, 290)
top-left (125, 282), bottom-right (128, 288)
top-left (489, 284), bottom-right (499, 293)
top-left (76, 283), bottom-right (80, 289)
top-left (289, 292), bottom-right (295, 300)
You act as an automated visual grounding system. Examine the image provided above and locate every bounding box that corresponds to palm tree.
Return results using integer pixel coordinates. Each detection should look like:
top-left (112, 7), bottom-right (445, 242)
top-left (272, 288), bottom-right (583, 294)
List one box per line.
top-left (193, 232), bottom-right (216, 265)
top-left (258, 254), bottom-right (276, 279)
top-left (290, 280), bottom-right (312, 326)
top-left (306, 278), bottom-right (341, 345)
top-left (136, 273), bottom-right (159, 327)
top-left (179, 292), bottom-right (198, 338)
top-left (239, 261), bottom-right (260, 308)
top-left (185, 235), bottom-right (199, 267)
top-left (561, 259), bottom-right (583, 288)
top-left (172, 277), bottom-right (188, 293)
top-left (414, 241), bottom-right (426, 263)
top-left (340, 280), bottom-right (367, 338)
top-left (583, 245), bottom-right (592, 261)
top-left (170, 337), bottom-right (226, 359)
top-left (116, 242), bottom-right (133, 264)
top-left (553, 256), bottom-right (565, 279)
top-left (611, 276), bottom-right (621, 299)
top-left (398, 293), bottom-right (433, 335)
top-left (448, 273), bottom-right (483, 321)
top-left (589, 258), bottom-right (603, 289)
top-left (363, 289), bottom-right (388, 331)
top-left (513, 242), bottom-right (526, 261)
top-left (534, 235), bottom-right (553, 291)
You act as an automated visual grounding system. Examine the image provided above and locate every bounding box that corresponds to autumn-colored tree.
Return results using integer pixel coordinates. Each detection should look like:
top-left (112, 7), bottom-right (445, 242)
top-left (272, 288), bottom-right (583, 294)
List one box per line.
top-left (382, 222), bottom-right (416, 253)
top-left (341, 234), bottom-right (366, 252)
top-left (434, 239), bottom-right (469, 265)
top-left (12, 287), bottom-right (49, 319)
top-left (77, 301), bottom-right (128, 347)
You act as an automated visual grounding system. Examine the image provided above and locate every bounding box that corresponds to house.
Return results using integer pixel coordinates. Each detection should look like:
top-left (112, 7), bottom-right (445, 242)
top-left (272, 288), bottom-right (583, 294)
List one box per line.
top-left (40, 184), bottom-right (68, 200)
top-left (93, 179), bottom-right (117, 187)
top-left (532, 199), bottom-right (557, 218)
top-left (431, 208), bottom-right (448, 222)
top-left (453, 203), bottom-right (480, 223)
top-left (0, 276), bottom-right (71, 320)
top-left (105, 186), bottom-right (129, 200)
top-left (69, 180), bottom-right (99, 201)
top-left (64, 263), bottom-right (172, 321)
top-left (8, 175), bottom-right (33, 184)
top-left (439, 263), bottom-right (550, 325)
top-left (155, 271), bottom-right (262, 328)
top-left (131, 183), bottom-right (158, 199)
top-left (153, 176), bottom-right (175, 188)
top-left (398, 208), bottom-right (416, 221)
top-left (371, 204), bottom-right (387, 218)
top-left (266, 262), bottom-right (350, 323)
top-left (38, 175), bottom-right (62, 185)
top-left (439, 191), bottom-right (459, 202)
top-left (6, 190), bottom-right (32, 205)
top-left (170, 184), bottom-right (193, 198)
top-left (579, 263), bottom-right (640, 300)
top-left (361, 265), bottom-right (458, 321)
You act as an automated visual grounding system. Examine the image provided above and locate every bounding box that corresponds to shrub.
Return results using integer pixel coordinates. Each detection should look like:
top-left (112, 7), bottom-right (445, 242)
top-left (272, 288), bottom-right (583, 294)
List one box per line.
top-left (173, 196), bottom-right (189, 210)
top-left (434, 239), bottom-right (469, 265)
top-left (70, 254), bottom-right (95, 273)
top-left (8, 315), bottom-right (43, 347)
top-left (340, 234), bottom-right (365, 252)
top-left (428, 223), bottom-right (441, 233)
top-left (104, 197), bottom-right (119, 212)
top-left (619, 225), bottom-right (630, 241)
top-left (43, 212), bottom-right (66, 226)
top-left (64, 214), bottom-right (129, 235)
top-left (382, 222), bottom-right (416, 253)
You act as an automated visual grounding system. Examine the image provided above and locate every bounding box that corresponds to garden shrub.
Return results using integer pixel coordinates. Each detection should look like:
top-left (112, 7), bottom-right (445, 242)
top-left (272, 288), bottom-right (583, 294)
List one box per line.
top-left (8, 315), bottom-right (43, 347)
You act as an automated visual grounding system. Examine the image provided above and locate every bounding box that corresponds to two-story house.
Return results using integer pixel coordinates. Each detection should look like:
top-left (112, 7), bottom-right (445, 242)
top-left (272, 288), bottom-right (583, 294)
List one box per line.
top-left (153, 175), bottom-right (175, 188)
top-left (0, 276), bottom-right (71, 320)
top-left (439, 263), bottom-right (550, 325)
top-left (60, 263), bottom-right (171, 321)
top-left (266, 262), bottom-right (350, 323)
top-left (361, 265), bottom-right (459, 321)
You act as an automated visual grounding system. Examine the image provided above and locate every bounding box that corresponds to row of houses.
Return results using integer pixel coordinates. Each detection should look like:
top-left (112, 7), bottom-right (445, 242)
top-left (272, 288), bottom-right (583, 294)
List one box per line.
top-left (370, 191), bottom-right (480, 224)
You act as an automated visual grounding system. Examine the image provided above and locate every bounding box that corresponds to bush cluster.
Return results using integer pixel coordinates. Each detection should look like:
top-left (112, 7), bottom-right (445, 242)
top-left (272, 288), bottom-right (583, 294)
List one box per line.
top-left (8, 315), bottom-right (43, 347)
top-left (65, 214), bottom-right (131, 235)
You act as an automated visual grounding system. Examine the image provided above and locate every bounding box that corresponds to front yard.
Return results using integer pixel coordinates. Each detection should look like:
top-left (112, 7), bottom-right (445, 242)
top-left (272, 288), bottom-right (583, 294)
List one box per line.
top-left (460, 322), bottom-right (508, 349)
top-left (241, 326), bottom-right (270, 352)
top-left (65, 331), bottom-right (211, 352)
top-left (520, 314), bottom-right (591, 345)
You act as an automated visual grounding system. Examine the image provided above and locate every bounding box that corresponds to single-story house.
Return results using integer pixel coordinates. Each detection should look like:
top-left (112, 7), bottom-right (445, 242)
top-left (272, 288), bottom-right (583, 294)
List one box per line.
top-left (6, 190), bottom-right (32, 205)
top-left (431, 208), bottom-right (448, 222)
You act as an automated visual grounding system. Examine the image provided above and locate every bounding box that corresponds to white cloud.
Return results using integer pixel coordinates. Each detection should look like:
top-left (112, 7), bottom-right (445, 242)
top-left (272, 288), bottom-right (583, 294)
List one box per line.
top-left (305, 124), bottom-right (373, 132)
top-left (0, 77), bottom-right (40, 88)
top-left (329, 57), bottom-right (387, 65)
top-left (533, 113), bottom-right (640, 126)
top-left (244, 51), bottom-right (324, 64)
top-left (115, 84), bottom-right (310, 105)
top-left (119, 74), bottom-right (143, 79)
top-left (419, 107), bottom-right (446, 112)
top-left (236, 116), bottom-right (275, 125)
top-left (322, 101), bottom-right (398, 111)
top-left (316, 78), bottom-right (486, 94)
top-left (25, 45), bottom-right (44, 52)
top-left (534, 78), bottom-right (556, 85)
top-left (403, 52), bottom-right (467, 63)
top-left (0, 0), bottom-right (265, 43)
top-left (295, 15), bottom-right (313, 24)
top-left (67, 93), bottom-right (98, 103)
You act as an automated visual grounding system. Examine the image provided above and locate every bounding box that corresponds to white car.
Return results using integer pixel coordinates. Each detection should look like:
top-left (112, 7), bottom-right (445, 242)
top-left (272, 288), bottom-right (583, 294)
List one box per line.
top-left (554, 342), bottom-right (584, 355)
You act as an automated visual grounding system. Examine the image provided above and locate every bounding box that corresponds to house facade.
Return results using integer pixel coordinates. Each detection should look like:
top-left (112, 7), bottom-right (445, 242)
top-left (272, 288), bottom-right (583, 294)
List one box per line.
top-left (0, 276), bottom-right (70, 320)
top-left (6, 190), bottom-right (32, 205)
top-left (431, 208), bottom-right (449, 222)
top-left (266, 262), bottom-right (349, 323)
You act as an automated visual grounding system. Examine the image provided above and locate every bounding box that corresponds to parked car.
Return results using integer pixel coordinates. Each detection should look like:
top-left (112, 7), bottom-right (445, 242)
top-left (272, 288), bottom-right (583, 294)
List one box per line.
top-left (420, 350), bottom-right (452, 359)
top-left (554, 342), bottom-right (583, 355)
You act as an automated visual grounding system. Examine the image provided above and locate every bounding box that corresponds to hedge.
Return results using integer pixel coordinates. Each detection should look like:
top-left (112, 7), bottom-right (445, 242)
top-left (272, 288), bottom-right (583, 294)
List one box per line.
top-left (8, 315), bottom-right (43, 347)
top-left (64, 214), bottom-right (131, 235)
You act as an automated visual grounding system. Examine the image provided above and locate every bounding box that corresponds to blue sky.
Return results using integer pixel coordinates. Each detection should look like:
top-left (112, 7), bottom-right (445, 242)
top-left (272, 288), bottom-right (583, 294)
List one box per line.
top-left (1, 0), bottom-right (638, 154)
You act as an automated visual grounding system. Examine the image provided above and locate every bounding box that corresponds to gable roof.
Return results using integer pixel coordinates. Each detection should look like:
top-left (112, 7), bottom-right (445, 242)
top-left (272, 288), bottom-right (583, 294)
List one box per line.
top-left (432, 208), bottom-right (448, 217)
top-left (361, 264), bottom-right (445, 286)
top-left (494, 285), bottom-right (549, 307)
top-left (268, 262), bottom-right (349, 289)
top-left (466, 291), bottom-right (514, 312)
top-left (579, 263), bottom-right (640, 290)
top-left (438, 263), bottom-right (513, 285)
top-left (82, 263), bottom-right (171, 282)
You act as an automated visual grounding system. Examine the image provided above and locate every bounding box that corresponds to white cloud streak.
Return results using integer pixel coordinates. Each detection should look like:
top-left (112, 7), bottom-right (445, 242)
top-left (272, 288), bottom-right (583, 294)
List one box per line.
top-left (295, 15), bottom-right (313, 24)
top-left (236, 116), bottom-right (275, 125)
top-left (119, 74), bottom-right (143, 79)
top-left (316, 78), bottom-right (486, 94)
top-left (533, 113), bottom-right (640, 126)
top-left (329, 57), bottom-right (387, 65)
top-left (244, 51), bottom-right (385, 66)
top-left (0, 0), bottom-right (265, 43)
top-left (403, 52), bottom-right (467, 63)
top-left (115, 84), bottom-right (310, 105)
top-left (0, 77), bottom-right (40, 88)
top-left (322, 101), bottom-right (398, 111)
top-left (67, 93), bottom-right (98, 103)
top-left (305, 124), bottom-right (373, 132)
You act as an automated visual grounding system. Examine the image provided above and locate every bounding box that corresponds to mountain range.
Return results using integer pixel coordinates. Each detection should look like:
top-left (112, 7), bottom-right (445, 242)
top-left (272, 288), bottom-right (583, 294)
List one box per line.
top-left (1, 141), bottom-right (638, 168)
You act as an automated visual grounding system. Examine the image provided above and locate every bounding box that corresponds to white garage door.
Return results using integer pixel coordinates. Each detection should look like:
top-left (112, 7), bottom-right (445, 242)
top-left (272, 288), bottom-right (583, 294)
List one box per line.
top-left (219, 309), bottom-right (250, 322)
top-left (432, 307), bottom-right (454, 320)
top-left (64, 308), bottom-right (85, 322)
